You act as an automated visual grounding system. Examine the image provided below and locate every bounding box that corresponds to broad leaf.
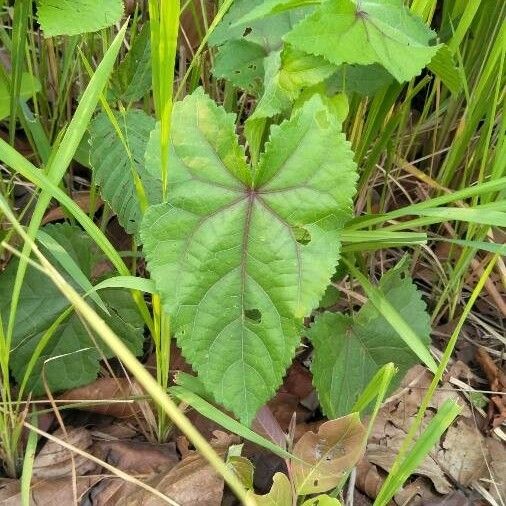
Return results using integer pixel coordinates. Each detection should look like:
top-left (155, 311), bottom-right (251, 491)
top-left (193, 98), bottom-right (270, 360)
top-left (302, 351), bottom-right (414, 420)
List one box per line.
top-left (428, 45), bottom-right (462, 94)
top-left (308, 266), bottom-right (431, 418)
top-left (89, 109), bottom-right (161, 235)
top-left (37, 0), bottom-right (124, 37)
top-left (213, 40), bottom-right (266, 94)
top-left (0, 224), bottom-right (143, 394)
top-left (111, 22), bottom-right (152, 102)
top-left (326, 64), bottom-right (393, 96)
top-left (292, 414), bottom-right (366, 495)
top-left (209, 0), bottom-right (309, 94)
top-left (285, 0), bottom-right (441, 82)
top-left (246, 472), bottom-right (292, 506)
top-left (141, 89), bottom-right (357, 424)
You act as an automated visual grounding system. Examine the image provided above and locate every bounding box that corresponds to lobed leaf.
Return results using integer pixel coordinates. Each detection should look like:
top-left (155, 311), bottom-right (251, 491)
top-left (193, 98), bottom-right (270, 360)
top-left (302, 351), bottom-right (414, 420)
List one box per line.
top-left (141, 89), bottom-right (357, 424)
top-left (37, 0), bottom-right (124, 37)
top-left (285, 0), bottom-right (441, 82)
top-left (308, 266), bottom-right (431, 418)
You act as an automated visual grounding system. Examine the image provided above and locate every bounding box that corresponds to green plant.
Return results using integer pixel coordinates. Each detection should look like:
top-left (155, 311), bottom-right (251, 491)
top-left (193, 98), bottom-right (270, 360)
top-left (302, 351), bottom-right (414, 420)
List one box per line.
top-left (0, 0), bottom-right (504, 502)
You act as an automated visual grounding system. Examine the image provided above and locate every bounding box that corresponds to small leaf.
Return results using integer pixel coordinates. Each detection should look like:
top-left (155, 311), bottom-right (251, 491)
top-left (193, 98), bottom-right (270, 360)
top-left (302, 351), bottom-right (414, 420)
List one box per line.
top-left (285, 0), bottom-right (441, 82)
top-left (37, 0), bottom-right (124, 37)
top-left (141, 89), bottom-right (357, 424)
top-left (0, 72), bottom-right (41, 120)
top-left (302, 495), bottom-right (342, 506)
top-left (292, 414), bottom-right (366, 495)
top-left (112, 22), bottom-right (152, 102)
top-left (1, 224), bottom-right (144, 394)
top-left (428, 44), bottom-right (462, 94)
top-left (246, 472), bottom-right (292, 506)
top-left (213, 40), bottom-right (266, 94)
top-left (309, 267), bottom-right (431, 418)
top-left (89, 109), bottom-right (160, 235)
top-left (227, 455), bottom-right (254, 489)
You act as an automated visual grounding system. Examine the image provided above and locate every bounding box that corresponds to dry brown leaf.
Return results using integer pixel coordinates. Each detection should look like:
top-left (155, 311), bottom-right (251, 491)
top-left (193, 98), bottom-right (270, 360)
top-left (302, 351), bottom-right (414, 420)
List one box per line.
top-left (292, 413), bottom-right (366, 495)
top-left (283, 362), bottom-right (314, 401)
top-left (123, 431), bottom-right (238, 505)
top-left (356, 458), bottom-right (383, 499)
top-left (486, 438), bottom-right (506, 503)
top-left (90, 478), bottom-right (138, 506)
top-left (92, 440), bottom-right (179, 475)
top-left (246, 472), bottom-right (292, 506)
top-left (0, 476), bottom-right (102, 505)
top-left (267, 392), bottom-right (311, 431)
top-left (364, 365), bottom-right (503, 500)
top-left (89, 440), bottom-right (178, 505)
top-left (33, 427), bottom-right (97, 479)
top-left (59, 377), bottom-right (145, 420)
top-left (476, 347), bottom-right (506, 428)
top-left (436, 420), bottom-right (487, 486)
top-left (43, 193), bottom-right (103, 224)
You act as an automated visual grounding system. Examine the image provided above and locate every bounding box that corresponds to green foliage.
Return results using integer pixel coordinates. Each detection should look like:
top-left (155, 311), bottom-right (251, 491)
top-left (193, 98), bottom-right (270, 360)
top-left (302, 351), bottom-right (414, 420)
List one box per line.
top-left (0, 224), bottom-right (143, 394)
top-left (112, 23), bottom-right (152, 102)
top-left (89, 109), bottom-right (161, 235)
top-left (0, 72), bottom-right (41, 120)
top-left (37, 0), bottom-right (124, 37)
top-left (285, 0), bottom-right (441, 82)
top-left (141, 88), bottom-right (357, 424)
top-left (209, 0), bottom-right (309, 93)
top-left (308, 266), bottom-right (431, 418)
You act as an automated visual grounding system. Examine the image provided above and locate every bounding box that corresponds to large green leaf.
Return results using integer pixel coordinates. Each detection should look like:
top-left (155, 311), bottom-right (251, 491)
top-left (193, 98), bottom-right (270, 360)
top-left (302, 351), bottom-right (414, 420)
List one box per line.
top-left (308, 266), bottom-right (431, 418)
top-left (141, 89), bottom-right (357, 424)
top-left (89, 109), bottom-right (160, 235)
top-left (37, 0), bottom-right (124, 37)
top-left (284, 0), bottom-right (441, 82)
top-left (0, 224), bottom-right (144, 394)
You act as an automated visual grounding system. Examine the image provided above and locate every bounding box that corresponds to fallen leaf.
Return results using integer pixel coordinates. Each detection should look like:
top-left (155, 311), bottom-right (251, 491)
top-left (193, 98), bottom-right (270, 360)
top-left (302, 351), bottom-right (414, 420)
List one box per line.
top-left (43, 193), bottom-right (103, 224)
top-left (292, 413), bottom-right (366, 495)
top-left (128, 431), bottom-right (238, 505)
top-left (227, 455), bottom-right (254, 489)
top-left (33, 427), bottom-right (97, 479)
top-left (92, 440), bottom-right (179, 474)
top-left (267, 392), bottom-right (311, 431)
top-left (356, 458), bottom-right (383, 499)
top-left (283, 361), bottom-right (314, 401)
top-left (252, 405), bottom-right (286, 448)
top-left (437, 420), bottom-right (487, 486)
top-left (486, 437), bottom-right (506, 503)
top-left (0, 476), bottom-right (102, 505)
top-left (246, 472), bottom-right (292, 506)
top-left (367, 411), bottom-right (453, 494)
top-left (59, 377), bottom-right (145, 420)
top-left (475, 347), bottom-right (506, 428)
